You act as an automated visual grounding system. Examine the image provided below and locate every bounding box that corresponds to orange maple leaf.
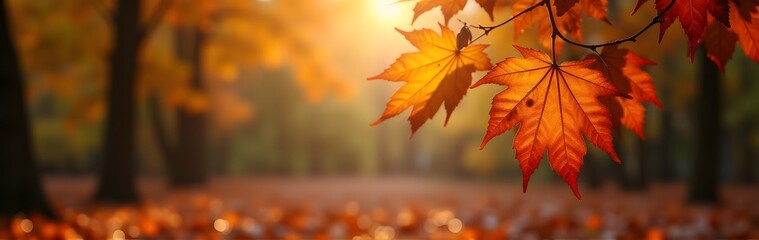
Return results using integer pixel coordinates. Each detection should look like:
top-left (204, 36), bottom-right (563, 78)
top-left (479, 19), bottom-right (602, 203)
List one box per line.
top-left (403, 0), bottom-right (498, 25)
top-left (585, 46), bottom-right (663, 139)
top-left (513, 0), bottom-right (608, 51)
top-left (472, 46), bottom-right (621, 199)
top-left (370, 24), bottom-right (492, 134)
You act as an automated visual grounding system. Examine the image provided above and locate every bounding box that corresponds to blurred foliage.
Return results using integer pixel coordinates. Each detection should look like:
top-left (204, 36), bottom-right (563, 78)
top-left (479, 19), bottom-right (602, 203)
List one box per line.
top-left (4, 0), bottom-right (758, 184)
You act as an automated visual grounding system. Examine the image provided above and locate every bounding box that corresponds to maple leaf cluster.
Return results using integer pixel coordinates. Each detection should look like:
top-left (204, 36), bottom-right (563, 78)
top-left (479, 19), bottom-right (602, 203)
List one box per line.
top-left (370, 0), bottom-right (759, 198)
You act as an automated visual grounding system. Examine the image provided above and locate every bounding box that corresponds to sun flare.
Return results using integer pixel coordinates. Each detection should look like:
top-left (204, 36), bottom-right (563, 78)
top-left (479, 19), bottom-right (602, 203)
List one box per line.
top-left (373, 0), bottom-right (408, 23)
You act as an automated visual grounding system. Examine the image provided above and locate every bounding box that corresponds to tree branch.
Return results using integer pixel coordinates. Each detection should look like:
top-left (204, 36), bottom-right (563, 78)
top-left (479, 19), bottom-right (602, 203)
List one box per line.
top-left (140, 0), bottom-right (173, 39)
top-left (545, 0), bottom-right (677, 53)
top-left (463, 0), bottom-right (546, 44)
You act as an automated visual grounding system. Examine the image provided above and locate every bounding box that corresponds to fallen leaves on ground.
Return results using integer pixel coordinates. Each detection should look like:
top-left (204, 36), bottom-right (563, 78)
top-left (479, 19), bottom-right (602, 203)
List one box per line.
top-left (4, 177), bottom-right (759, 239)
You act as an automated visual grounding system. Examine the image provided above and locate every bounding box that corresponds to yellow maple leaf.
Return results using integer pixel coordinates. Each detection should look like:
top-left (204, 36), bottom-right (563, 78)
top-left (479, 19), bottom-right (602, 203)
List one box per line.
top-left (370, 24), bottom-right (492, 134)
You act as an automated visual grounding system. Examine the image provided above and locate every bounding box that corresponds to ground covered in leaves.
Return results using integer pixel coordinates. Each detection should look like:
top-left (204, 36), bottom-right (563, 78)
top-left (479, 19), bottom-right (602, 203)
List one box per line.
top-left (2, 177), bottom-right (758, 239)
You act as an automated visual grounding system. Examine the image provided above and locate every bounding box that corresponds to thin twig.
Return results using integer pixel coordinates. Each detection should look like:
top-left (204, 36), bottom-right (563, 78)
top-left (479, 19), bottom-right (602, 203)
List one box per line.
top-left (543, 0), bottom-right (562, 63)
top-left (140, 0), bottom-right (174, 39)
top-left (463, 1), bottom-right (546, 44)
top-left (551, 34), bottom-right (557, 65)
top-left (545, 0), bottom-right (677, 53)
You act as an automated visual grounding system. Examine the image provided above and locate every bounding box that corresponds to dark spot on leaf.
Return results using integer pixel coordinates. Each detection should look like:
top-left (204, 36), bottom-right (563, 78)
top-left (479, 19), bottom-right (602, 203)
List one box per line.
top-left (437, 63), bottom-right (441, 67)
top-left (526, 99), bottom-right (535, 107)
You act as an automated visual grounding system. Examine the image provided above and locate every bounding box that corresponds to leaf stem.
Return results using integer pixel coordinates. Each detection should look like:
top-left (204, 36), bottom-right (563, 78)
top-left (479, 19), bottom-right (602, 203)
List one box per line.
top-left (544, 0), bottom-right (560, 64)
top-left (551, 33), bottom-right (558, 65)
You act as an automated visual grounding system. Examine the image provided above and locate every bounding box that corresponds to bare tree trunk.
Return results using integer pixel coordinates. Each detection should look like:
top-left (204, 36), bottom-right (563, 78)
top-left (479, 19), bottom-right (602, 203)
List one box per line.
top-left (0, 0), bottom-right (56, 219)
top-left (94, 0), bottom-right (142, 203)
top-left (688, 47), bottom-right (721, 204)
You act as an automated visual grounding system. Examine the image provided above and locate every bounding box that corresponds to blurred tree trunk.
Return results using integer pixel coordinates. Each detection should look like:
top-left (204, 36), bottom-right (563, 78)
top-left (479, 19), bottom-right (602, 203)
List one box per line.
top-left (309, 111), bottom-right (325, 175)
top-left (611, 132), bottom-right (648, 190)
top-left (150, 26), bottom-right (210, 186)
top-left (94, 0), bottom-right (141, 203)
top-left (212, 137), bottom-right (231, 174)
top-left (736, 57), bottom-right (756, 184)
top-left (736, 122), bottom-right (755, 183)
top-left (274, 103), bottom-right (293, 175)
top-left (403, 136), bottom-right (418, 174)
top-left (374, 88), bottom-right (391, 174)
top-left (657, 57), bottom-right (676, 181)
top-left (263, 70), bottom-right (294, 175)
top-left (168, 26), bottom-right (208, 186)
top-left (688, 47), bottom-right (721, 204)
top-left (0, 0), bottom-right (56, 219)
top-left (627, 137), bottom-right (649, 189)
top-left (610, 132), bottom-right (627, 186)
top-left (335, 147), bottom-right (357, 175)
top-left (451, 136), bottom-right (470, 178)
top-left (617, 132), bottom-right (649, 190)
top-left (96, 0), bottom-right (171, 202)
top-left (376, 125), bottom-right (390, 174)
top-left (583, 153), bottom-right (602, 189)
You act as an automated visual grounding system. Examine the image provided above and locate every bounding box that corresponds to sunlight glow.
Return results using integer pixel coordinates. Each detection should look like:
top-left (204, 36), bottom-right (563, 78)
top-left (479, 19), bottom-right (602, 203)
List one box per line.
top-left (373, 0), bottom-right (405, 23)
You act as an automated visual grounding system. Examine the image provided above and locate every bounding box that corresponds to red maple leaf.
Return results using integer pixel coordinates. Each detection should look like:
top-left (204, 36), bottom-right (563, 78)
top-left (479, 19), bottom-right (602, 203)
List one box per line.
top-left (655, 0), bottom-right (730, 61)
top-left (585, 46), bottom-right (664, 138)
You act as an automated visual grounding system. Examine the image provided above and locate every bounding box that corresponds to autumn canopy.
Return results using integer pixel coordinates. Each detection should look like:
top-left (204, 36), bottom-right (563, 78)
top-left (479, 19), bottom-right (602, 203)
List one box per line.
top-left (371, 0), bottom-right (759, 198)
